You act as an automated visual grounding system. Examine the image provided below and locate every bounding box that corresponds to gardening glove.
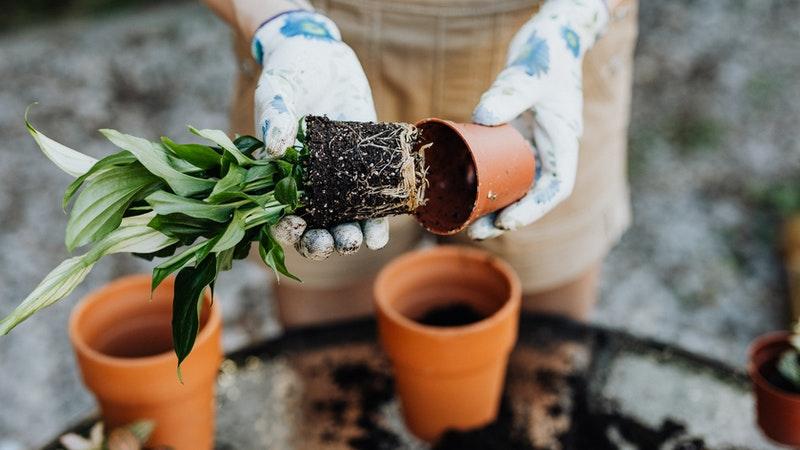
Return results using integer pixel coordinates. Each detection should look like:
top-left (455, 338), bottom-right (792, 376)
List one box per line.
top-left (468, 0), bottom-right (609, 240)
top-left (251, 10), bottom-right (388, 260)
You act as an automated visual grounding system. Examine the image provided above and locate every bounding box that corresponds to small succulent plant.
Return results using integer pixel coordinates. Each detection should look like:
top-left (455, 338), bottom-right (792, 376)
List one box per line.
top-left (59, 420), bottom-right (164, 450)
top-left (778, 320), bottom-right (800, 389)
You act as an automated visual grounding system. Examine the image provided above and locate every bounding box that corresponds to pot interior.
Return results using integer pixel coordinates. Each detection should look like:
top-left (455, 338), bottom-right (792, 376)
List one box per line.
top-left (414, 121), bottom-right (478, 234)
top-left (384, 251), bottom-right (512, 328)
top-left (76, 284), bottom-right (211, 359)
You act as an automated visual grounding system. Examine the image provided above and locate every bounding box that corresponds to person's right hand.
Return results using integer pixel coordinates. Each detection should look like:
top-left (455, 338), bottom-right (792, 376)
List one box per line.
top-left (250, 10), bottom-right (390, 260)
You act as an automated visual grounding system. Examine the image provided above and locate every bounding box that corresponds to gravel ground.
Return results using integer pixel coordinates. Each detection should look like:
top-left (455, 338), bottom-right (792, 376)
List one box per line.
top-left (0, 1), bottom-right (798, 448)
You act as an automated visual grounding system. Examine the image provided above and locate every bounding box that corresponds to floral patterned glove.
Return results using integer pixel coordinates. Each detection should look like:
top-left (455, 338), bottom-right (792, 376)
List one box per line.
top-left (468, 0), bottom-right (609, 240)
top-left (251, 10), bottom-right (389, 260)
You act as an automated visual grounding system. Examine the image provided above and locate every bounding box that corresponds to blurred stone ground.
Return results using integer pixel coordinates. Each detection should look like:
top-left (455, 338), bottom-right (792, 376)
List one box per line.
top-left (0, 0), bottom-right (798, 448)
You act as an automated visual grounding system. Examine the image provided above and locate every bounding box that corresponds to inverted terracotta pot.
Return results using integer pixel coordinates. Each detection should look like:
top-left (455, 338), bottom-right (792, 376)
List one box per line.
top-left (414, 118), bottom-right (535, 235)
top-left (69, 275), bottom-right (222, 450)
top-left (374, 246), bottom-right (521, 442)
top-left (748, 332), bottom-right (800, 446)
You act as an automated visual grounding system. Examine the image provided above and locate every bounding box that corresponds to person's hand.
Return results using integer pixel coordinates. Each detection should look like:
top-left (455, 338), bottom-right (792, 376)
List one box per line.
top-left (468, 0), bottom-right (610, 240)
top-left (250, 10), bottom-right (389, 260)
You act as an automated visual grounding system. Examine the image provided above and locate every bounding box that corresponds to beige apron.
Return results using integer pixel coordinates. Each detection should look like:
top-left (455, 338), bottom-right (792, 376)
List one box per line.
top-left (231, 0), bottom-right (638, 293)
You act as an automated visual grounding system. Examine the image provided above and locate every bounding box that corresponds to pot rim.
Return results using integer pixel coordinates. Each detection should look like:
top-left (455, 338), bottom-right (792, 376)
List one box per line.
top-left (413, 118), bottom-right (480, 235)
top-left (748, 331), bottom-right (800, 402)
top-left (374, 245), bottom-right (521, 337)
top-left (68, 274), bottom-right (221, 368)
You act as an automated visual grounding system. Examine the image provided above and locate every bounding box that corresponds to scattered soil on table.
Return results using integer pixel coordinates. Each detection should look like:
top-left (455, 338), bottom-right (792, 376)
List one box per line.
top-left (414, 122), bottom-right (477, 233)
top-left (315, 361), bottom-right (400, 450)
top-left (415, 302), bottom-right (485, 327)
top-left (433, 370), bottom-right (708, 450)
top-left (303, 115), bottom-right (426, 228)
top-left (760, 356), bottom-right (800, 395)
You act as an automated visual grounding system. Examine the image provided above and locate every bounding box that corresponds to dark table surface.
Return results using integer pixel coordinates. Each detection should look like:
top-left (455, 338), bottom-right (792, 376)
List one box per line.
top-left (42, 314), bottom-right (779, 450)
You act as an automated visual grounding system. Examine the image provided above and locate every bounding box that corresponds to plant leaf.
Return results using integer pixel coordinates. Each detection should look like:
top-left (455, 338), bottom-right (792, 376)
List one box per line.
top-left (188, 126), bottom-right (256, 167)
top-left (1, 214), bottom-right (175, 334)
top-left (274, 176), bottom-right (298, 206)
top-left (66, 164), bottom-right (161, 250)
top-left (151, 239), bottom-right (207, 292)
top-left (258, 228), bottom-right (300, 282)
top-left (172, 255), bottom-right (217, 375)
top-left (233, 135), bottom-right (263, 156)
top-left (147, 213), bottom-right (221, 240)
top-left (161, 137), bottom-right (221, 170)
top-left (778, 350), bottom-right (800, 389)
top-left (211, 209), bottom-right (246, 253)
top-left (206, 165), bottom-right (247, 203)
top-left (25, 108), bottom-right (97, 177)
top-left (100, 129), bottom-right (214, 196)
top-left (63, 151), bottom-right (137, 211)
top-left (146, 190), bottom-right (235, 222)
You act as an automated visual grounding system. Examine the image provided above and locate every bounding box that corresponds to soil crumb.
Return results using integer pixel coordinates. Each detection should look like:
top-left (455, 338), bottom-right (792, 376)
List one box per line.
top-left (416, 303), bottom-right (485, 327)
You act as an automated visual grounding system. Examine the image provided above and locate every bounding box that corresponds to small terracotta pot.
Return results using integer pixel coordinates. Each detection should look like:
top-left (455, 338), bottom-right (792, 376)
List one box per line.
top-left (414, 118), bottom-right (535, 235)
top-left (69, 275), bottom-right (222, 450)
top-left (748, 331), bottom-right (800, 446)
top-left (374, 246), bottom-right (521, 442)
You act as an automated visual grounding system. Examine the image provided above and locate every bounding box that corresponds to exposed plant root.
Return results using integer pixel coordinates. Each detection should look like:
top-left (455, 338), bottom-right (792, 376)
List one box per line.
top-left (302, 116), bottom-right (428, 228)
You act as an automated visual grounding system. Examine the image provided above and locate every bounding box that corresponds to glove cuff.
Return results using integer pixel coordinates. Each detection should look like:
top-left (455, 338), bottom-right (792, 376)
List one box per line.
top-left (251, 10), bottom-right (342, 65)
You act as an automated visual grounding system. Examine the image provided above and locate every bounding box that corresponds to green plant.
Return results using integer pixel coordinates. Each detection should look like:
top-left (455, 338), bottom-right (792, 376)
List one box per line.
top-left (1, 109), bottom-right (306, 375)
top-left (1, 111), bottom-right (429, 377)
top-left (60, 420), bottom-right (159, 450)
top-left (778, 321), bottom-right (800, 389)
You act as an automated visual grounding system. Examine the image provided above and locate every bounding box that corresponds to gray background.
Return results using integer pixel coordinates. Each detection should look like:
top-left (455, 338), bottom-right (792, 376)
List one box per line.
top-left (0, 1), bottom-right (798, 448)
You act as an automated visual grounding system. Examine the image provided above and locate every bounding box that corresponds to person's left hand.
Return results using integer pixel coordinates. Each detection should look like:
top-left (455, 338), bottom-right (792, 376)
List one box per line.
top-left (468, 0), bottom-right (609, 240)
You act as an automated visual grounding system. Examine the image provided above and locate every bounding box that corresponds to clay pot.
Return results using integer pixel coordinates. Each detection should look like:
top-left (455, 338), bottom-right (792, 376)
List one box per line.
top-left (414, 118), bottom-right (535, 235)
top-left (69, 275), bottom-right (222, 450)
top-left (374, 245), bottom-right (521, 442)
top-left (748, 331), bottom-right (800, 446)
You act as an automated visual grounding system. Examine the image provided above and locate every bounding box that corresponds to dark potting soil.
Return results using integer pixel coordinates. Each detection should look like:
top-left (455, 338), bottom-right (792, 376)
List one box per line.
top-left (302, 115), bottom-right (426, 228)
top-left (760, 355), bottom-right (800, 395)
top-left (415, 302), bottom-right (485, 327)
top-left (414, 122), bottom-right (477, 232)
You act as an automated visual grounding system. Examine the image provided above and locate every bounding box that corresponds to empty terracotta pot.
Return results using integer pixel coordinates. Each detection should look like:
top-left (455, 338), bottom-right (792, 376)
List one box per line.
top-left (748, 331), bottom-right (800, 446)
top-left (374, 246), bottom-right (521, 442)
top-left (414, 118), bottom-right (535, 235)
top-left (69, 274), bottom-right (222, 450)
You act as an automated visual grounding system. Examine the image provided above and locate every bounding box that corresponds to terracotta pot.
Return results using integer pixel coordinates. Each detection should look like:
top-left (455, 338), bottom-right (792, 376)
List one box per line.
top-left (748, 331), bottom-right (800, 446)
top-left (69, 275), bottom-right (222, 450)
top-left (374, 245), bottom-right (521, 442)
top-left (414, 118), bottom-right (535, 235)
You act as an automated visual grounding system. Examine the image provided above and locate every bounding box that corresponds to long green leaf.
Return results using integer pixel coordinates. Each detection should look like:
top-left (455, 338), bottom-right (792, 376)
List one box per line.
top-left (146, 190), bottom-right (235, 222)
top-left (211, 210), bottom-right (246, 253)
top-left (63, 151), bottom-right (137, 211)
top-left (161, 137), bottom-right (221, 170)
top-left (206, 165), bottom-right (247, 203)
top-left (66, 164), bottom-right (161, 251)
top-left (25, 109), bottom-right (97, 177)
top-left (258, 228), bottom-right (300, 282)
top-left (189, 126), bottom-right (259, 166)
top-left (151, 240), bottom-right (207, 292)
top-left (172, 255), bottom-right (217, 376)
top-left (100, 129), bottom-right (214, 196)
top-left (0, 214), bottom-right (175, 334)
top-left (147, 213), bottom-right (221, 240)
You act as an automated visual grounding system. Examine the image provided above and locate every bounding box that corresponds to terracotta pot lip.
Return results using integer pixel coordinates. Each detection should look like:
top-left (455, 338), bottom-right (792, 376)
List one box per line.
top-left (374, 245), bottom-right (521, 337)
top-left (748, 331), bottom-right (800, 402)
top-left (68, 274), bottom-right (221, 368)
top-left (413, 118), bottom-right (480, 235)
